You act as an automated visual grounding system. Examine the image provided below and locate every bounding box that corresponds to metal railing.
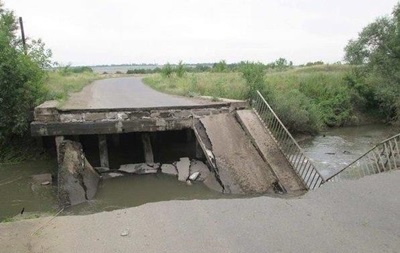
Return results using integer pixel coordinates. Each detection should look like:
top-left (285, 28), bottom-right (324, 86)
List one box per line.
top-left (251, 91), bottom-right (326, 190)
top-left (327, 133), bottom-right (400, 182)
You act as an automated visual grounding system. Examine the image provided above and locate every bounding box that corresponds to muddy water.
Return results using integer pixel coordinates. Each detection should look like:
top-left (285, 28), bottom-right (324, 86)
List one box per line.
top-left (300, 124), bottom-right (398, 179)
top-left (0, 161), bottom-right (224, 222)
top-left (65, 174), bottom-right (225, 216)
top-left (0, 160), bottom-right (58, 221)
top-left (1, 124), bottom-right (396, 222)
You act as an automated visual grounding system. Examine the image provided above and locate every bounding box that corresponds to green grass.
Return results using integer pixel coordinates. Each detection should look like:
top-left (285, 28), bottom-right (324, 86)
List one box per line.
top-left (143, 72), bottom-right (248, 100)
top-left (143, 65), bottom-right (365, 134)
top-left (43, 71), bottom-right (102, 101)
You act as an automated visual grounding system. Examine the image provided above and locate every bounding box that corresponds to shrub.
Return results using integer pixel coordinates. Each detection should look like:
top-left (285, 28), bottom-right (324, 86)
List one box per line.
top-left (238, 61), bottom-right (266, 98)
top-left (0, 29), bottom-right (46, 142)
top-left (272, 89), bottom-right (322, 133)
top-left (161, 63), bottom-right (173, 77)
top-left (70, 66), bottom-right (93, 73)
top-left (212, 60), bottom-right (228, 72)
top-left (176, 60), bottom-right (185, 78)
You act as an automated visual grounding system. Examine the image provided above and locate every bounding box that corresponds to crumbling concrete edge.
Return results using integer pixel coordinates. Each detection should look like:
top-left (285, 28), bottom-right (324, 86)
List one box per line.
top-left (234, 110), bottom-right (288, 193)
top-left (192, 119), bottom-right (226, 192)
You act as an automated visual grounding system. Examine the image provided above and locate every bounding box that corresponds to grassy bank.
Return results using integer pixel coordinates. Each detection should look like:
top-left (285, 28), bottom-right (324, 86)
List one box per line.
top-left (144, 64), bottom-right (376, 134)
top-left (144, 72), bottom-right (247, 99)
top-left (0, 71), bottom-right (106, 164)
top-left (44, 71), bottom-right (102, 102)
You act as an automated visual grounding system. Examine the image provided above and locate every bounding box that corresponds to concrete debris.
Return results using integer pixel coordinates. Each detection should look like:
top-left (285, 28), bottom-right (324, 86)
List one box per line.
top-left (176, 157), bottom-right (190, 182)
top-left (102, 172), bottom-right (125, 179)
top-left (119, 163), bottom-right (160, 174)
top-left (161, 164), bottom-right (178, 176)
top-left (58, 140), bottom-right (100, 207)
top-left (32, 174), bottom-right (52, 185)
top-left (95, 167), bottom-right (110, 173)
top-left (186, 180), bottom-right (192, 186)
top-left (189, 172), bottom-right (200, 181)
top-left (189, 160), bottom-right (209, 181)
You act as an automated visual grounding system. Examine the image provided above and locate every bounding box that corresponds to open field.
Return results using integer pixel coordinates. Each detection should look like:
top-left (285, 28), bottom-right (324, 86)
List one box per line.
top-left (143, 64), bottom-right (369, 133)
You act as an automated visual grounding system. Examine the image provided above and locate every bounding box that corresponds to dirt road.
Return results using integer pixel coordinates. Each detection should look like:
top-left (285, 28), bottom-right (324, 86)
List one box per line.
top-left (1, 171), bottom-right (399, 253)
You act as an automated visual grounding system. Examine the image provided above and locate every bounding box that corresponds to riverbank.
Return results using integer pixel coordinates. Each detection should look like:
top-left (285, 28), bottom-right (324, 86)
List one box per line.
top-left (1, 171), bottom-right (399, 253)
top-left (143, 65), bottom-right (387, 134)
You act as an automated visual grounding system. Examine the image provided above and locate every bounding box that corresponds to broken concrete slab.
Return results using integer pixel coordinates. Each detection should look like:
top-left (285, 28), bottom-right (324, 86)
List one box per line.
top-left (189, 172), bottom-right (200, 181)
top-left (58, 140), bottom-right (100, 207)
top-left (189, 160), bottom-right (210, 181)
top-left (95, 167), bottom-right (110, 173)
top-left (32, 174), bottom-right (52, 185)
top-left (82, 157), bottom-right (100, 200)
top-left (161, 164), bottom-right (178, 176)
top-left (102, 172), bottom-right (125, 179)
top-left (119, 163), bottom-right (160, 174)
top-left (176, 157), bottom-right (190, 182)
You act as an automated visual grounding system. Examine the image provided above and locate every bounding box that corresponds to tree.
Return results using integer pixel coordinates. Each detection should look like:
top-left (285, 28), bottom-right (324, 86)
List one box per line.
top-left (344, 3), bottom-right (400, 123)
top-left (0, 1), bottom-right (49, 142)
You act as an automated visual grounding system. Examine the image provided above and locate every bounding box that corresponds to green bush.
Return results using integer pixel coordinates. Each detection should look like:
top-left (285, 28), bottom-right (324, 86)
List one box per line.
top-left (0, 2), bottom-right (50, 143)
top-left (176, 61), bottom-right (186, 78)
top-left (70, 66), bottom-right (93, 73)
top-left (238, 61), bottom-right (266, 98)
top-left (272, 89), bottom-right (322, 133)
top-left (161, 63), bottom-right (173, 77)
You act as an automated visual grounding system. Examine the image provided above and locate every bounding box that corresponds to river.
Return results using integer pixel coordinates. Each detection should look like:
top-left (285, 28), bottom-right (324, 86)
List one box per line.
top-left (300, 124), bottom-right (398, 179)
top-left (0, 124), bottom-right (397, 222)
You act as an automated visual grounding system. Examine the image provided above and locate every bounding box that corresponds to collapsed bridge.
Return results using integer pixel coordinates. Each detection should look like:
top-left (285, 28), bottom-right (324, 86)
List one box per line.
top-left (31, 77), bottom-right (312, 198)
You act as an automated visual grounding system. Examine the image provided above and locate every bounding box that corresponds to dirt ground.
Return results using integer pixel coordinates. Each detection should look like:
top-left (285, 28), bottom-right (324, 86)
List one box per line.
top-left (1, 169), bottom-right (399, 253)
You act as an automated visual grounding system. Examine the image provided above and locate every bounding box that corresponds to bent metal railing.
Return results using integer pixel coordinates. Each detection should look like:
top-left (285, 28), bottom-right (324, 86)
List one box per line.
top-left (252, 91), bottom-right (326, 190)
top-left (326, 133), bottom-right (400, 182)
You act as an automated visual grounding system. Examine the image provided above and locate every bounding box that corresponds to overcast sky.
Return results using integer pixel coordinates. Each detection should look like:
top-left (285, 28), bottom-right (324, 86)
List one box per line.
top-left (4, 0), bottom-right (399, 66)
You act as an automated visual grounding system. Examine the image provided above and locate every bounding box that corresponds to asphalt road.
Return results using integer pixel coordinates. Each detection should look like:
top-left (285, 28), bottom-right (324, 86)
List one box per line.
top-left (1, 171), bottom-right (400, 253)
top-left (61, 77), bottom-right (204, 110)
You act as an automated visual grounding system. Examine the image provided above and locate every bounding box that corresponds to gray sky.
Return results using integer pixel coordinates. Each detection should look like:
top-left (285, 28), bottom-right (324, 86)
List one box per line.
top-left (5, 0), bottom-right (399, 66)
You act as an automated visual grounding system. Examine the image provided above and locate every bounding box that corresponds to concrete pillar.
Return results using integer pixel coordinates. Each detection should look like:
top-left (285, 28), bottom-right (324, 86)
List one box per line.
top-left (55, 136), bottom-right (64, 163)
top-left (141, 133), bottom-right (154, 164)
top-left (98, 135), bottom-right (109, 168)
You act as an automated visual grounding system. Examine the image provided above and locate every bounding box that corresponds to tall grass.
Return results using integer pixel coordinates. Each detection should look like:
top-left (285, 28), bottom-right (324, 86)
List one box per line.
top-left (144, 72), bottom-right (248, 99)
top-left (43, 71), bottom-right (101, 101)
top-left (144, 64), bottom-right (363, 134)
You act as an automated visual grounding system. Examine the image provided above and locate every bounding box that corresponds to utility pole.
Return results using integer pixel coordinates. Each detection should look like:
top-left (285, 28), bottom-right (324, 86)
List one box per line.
top-left (19, 17), bottom-right (27, 55)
